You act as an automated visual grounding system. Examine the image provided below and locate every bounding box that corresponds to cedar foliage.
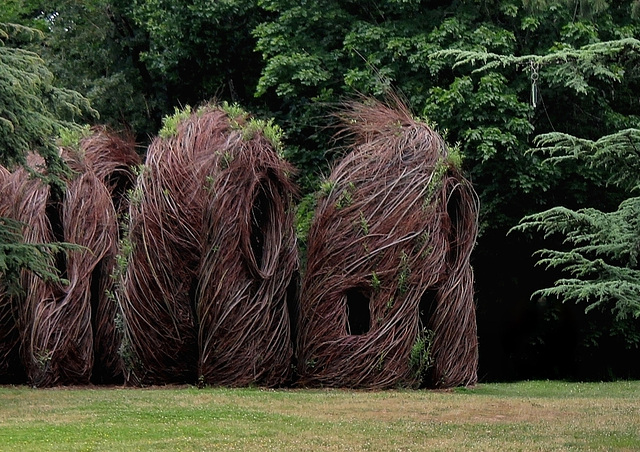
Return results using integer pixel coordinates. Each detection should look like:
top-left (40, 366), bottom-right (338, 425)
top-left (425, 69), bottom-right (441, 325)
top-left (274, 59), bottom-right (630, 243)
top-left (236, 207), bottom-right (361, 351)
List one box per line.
top-left (1, 21), bottom-right (95, 315)
top-left (433, 38), bottom-right (640, 97)
top-left (0, 22), bottom-right (95, 178)
top-left (513, 129), bottom-right (640, 334)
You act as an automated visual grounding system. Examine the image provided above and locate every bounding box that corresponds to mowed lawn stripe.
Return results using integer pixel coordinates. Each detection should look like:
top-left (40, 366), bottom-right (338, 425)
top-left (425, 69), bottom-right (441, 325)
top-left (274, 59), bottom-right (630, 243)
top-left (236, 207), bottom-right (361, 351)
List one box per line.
top-left (0, 381), bottom-right (638, 451)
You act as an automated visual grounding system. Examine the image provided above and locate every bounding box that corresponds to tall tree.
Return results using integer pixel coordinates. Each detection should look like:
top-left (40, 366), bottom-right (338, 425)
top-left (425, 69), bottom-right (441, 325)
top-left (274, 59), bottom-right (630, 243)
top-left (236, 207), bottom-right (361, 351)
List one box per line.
top-left (0, 22), bottom-right (94, 293)
top-left (130, 0), bottom-right (266, 108)
top-left (11, 0), bottom-right (271, 141)
top-left (16, 0), bottom-right (164, 139)
top-left (512, 128), bottom-right (640, 354)
top-left (433, 6), bottom-right (640, 377)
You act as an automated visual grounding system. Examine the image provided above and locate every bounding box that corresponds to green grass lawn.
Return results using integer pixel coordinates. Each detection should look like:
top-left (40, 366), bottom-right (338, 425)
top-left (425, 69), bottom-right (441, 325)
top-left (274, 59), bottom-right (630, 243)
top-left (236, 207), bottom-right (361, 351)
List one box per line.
top-left (0, 381), bottom-right (638, 451)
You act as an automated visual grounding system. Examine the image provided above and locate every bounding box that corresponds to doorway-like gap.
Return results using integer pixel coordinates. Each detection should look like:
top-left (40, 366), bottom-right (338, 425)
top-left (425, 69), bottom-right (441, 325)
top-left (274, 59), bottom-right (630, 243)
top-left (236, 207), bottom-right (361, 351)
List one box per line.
top-left (250, 184), bottom-right (271, 271)
top-left (345, 288), bottom-right (371, 335)
top-left (419, 288), bottom-right (438, 330)
top-left (89, 260), bottom-right (103, 330)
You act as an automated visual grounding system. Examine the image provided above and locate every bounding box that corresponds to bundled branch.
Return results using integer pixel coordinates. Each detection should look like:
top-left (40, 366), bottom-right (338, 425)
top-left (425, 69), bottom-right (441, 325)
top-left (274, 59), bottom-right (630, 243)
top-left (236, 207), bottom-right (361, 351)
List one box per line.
top-left (117, 109), bottom-right (226, 384)
top-left (28, 171), bottom-right (116, 386)
top-left (0, 128), bottom-right (139, 386)
top-left (118, 105), bottom-right (298, 387)
top-left (4, 159), bottom-right (61, 386)
top-left (66, 127), bottom-right (140, 383)
top-left (197, 120), bottom-right (298, 387)
top-left (296, 99), bottom-right (479, 389)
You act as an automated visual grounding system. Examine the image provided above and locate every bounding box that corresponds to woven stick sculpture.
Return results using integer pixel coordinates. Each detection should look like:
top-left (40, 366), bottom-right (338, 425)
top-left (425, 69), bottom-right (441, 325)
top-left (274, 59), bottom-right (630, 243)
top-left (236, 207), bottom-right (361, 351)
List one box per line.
top-left (27, 131), bottom-right (137, 387)
top-left (118, 105), bottom-right (298, 386)
top-left (65, 128), bottom-right (140, 383)
top-left (27, 171), bottom-right (117, 386)
top-left (0, 128), bottom-right (138, 386)
top-left (4, 160), bottom-right (61, 386)
top-left (117, 109), bottom-right (227, 384)
top-left (197, 118), bottom-right (298, 387)
top-left (297, 99), bottom-right (479, 389)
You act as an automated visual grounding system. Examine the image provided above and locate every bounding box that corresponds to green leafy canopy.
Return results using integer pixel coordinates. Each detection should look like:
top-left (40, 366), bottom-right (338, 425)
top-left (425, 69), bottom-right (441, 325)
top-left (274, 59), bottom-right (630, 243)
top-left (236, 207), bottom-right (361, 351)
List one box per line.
top-left (512, 128), bottom-right (640, 327)
top-left (1, 22), bottom-right (94, 294)
top-left (0, 22), bottom-right (96, 183)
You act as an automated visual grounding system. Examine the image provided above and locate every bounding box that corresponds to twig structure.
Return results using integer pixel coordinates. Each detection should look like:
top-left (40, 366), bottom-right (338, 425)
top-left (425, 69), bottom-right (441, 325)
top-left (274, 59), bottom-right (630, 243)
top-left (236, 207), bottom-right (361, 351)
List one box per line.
top-left (3, 157), bottom-right (62, 386)
top-left (197, 120), bottom-right (298, 387)
top-left (117, 105), bottom-right (298, 386)
top-left (1, 101), bottom-right (477, 389)
top-left (296, 99), bottom-right (479, 389)
top-left (0, 129), bottom-right (139, 386)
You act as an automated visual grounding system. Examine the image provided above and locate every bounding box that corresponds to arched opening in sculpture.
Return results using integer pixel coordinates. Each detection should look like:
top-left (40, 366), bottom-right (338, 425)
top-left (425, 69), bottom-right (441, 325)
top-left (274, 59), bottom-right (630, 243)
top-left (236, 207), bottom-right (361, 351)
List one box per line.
top-left (345, 288), bottom-right (371, 336)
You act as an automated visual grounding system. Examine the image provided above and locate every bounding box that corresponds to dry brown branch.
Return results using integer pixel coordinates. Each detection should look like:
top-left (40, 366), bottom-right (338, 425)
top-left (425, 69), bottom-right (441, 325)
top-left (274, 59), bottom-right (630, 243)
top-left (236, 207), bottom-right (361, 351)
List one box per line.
top-left (297, 98), bottom-right (479, 389)
top-left (116, 109), bottom-right (229, 385)
top-left (197, 126), bottom-right (298, 387)
top-left (117, 105), bottom-right (298, 386)
top-left (0, 128), bottom-right (138, 386)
